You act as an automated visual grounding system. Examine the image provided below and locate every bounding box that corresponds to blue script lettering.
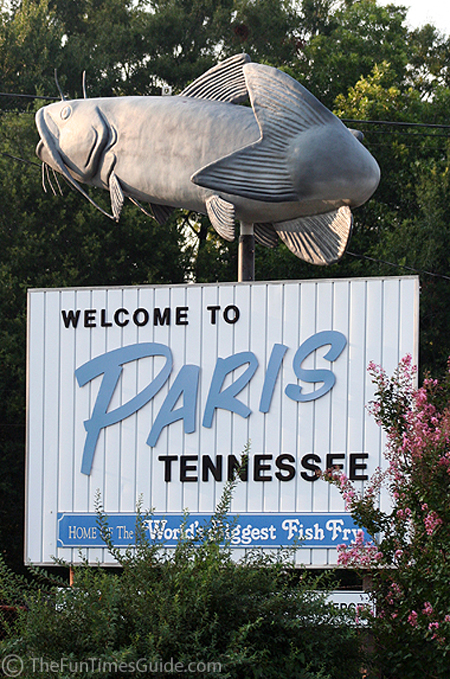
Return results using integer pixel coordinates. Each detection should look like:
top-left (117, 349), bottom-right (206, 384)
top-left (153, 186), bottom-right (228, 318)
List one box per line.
top-left (285, 331), bottom-right (347, 402)
top-left (76, 331), bottom-right (346, 475)
top-left (259, 344), bottom-right (289, 413)
top-left (75, 343), bottom-right (172, 474)
top-left (203, 352), bottom-right (259, 428)
top-left (147, 365), bottom-right (200, 447)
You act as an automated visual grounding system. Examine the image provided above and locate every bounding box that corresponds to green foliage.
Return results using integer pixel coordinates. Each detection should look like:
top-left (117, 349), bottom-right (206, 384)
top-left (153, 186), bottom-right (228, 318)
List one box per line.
top-left (327, 357), bottom-right (450, 678)
top-left (0, 0), bottom-right (301, 99)
top-left (293, 0), bottom-right (410, 108)
top-left (224, 0), bottom-right (300, 65)
top-left (0, 0), bottom-right (64, 102)
top-left (0, 493), bottom-right (362, 679)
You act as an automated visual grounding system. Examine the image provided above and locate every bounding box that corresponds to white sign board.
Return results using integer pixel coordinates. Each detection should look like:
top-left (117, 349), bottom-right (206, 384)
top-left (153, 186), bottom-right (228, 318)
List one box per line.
top-left (26, 276), bottom-right (419, 566)
top-left (329, 591), bottom-right (373, 623)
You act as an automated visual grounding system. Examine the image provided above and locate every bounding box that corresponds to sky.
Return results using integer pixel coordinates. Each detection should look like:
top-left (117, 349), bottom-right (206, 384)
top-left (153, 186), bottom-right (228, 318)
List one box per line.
top-left (378, 0), bottom-right (450, 36)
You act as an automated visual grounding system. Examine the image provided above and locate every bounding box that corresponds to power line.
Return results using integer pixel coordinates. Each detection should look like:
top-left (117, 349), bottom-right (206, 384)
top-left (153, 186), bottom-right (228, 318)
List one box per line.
top-left (342, 118), bottom-right (450, 130)
top-left (0, 92), bottom-right (57, 101)
top-left (363, 129), bottom-right (450, 138)
top-left (346, 251), bottom-right (450, 282)
top-left (1, 152), bottom-right (41, 167)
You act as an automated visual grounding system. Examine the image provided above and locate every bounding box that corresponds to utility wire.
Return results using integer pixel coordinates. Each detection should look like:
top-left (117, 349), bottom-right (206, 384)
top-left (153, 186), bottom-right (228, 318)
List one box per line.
top-left (0, 92), bottom-right (57, 100)
top-left (342, 118), bottom-right (450, 130)
top-left (346, 251), bottom-right (450, 282)
top-left (362, 129), bottom-right (450, 138)
top-left (1, 152), bottom-right (41, 167)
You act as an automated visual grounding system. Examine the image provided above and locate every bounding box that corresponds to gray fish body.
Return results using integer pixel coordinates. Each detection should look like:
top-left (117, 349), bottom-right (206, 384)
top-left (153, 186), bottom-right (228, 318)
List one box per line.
top-left (36, 55), bottom-right (380, 264)
top-left (82, 95), bottom-right (262, 218)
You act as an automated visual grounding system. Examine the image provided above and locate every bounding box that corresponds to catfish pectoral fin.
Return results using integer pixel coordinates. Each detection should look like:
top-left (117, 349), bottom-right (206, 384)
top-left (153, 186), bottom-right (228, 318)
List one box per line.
top-left (109, 172), bottom-right (124, 222)
top-left (274, 206), bottom-right (353, 265)
top-left (128, 197), bottom-right (176, 225)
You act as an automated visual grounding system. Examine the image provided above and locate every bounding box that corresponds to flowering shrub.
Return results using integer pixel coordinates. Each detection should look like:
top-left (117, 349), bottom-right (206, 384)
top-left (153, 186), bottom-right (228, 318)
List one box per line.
top-left (326, 355), bottom-right (450, 678)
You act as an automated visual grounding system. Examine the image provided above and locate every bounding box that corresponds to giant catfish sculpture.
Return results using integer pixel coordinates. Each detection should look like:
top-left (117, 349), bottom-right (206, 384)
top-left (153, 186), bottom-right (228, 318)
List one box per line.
top-left (35, 54), bottom-right (380, 265)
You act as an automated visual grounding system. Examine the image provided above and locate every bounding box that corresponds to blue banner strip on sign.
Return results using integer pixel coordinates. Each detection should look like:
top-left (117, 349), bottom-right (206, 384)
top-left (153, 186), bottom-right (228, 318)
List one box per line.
top-left (57, 513), bottom-right (370, 549)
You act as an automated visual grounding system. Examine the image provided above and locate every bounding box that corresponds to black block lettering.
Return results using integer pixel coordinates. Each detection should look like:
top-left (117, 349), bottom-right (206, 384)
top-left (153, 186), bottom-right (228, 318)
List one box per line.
top-left (202, 455), bottom-right (223, 482)
top-left (223, 305), bottom-right (240, 324)
top-left (275, 453), bottom-right (296, 481)
top-left (154, 307), bottom-right (171, 326)
top-left (300, 454), bottom-right (321, 482)
top-left (133, 308), bottom-right (149, 327)
top-left (254, 454), bottom-right (272, 481)
top-left (180, 455), bottom-right (198, 482)
top-left (100, 309), bottom-right (112, 327)
top-left (227, 454), bottom-right (248, 481)
top-left (61, 310), bottom-right (81, 328)
top-left (158, 455), bottom-right (178, 482)
top-left (349, 453), bottom-right (369, 481)
top-left (175, 307), bottom-right (189, 325)
top-left (84, 309), bottom-right (96, 327)
top-left (114, 308), bottom-right (129, 327)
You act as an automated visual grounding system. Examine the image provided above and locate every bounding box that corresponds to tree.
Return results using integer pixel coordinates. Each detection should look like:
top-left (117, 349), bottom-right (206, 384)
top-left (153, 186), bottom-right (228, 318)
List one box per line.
top-left (222, 0), bottom-right (300, 65)
top-left (0, 0), bottom-right (64, 104)
top-left (333, 60), bottom-right (450, 375)
top-left (292, 0), bottom-right (410, 108)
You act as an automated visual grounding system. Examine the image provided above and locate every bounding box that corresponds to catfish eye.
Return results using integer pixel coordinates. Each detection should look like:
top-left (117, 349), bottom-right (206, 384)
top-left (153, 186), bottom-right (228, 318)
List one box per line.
top-left (60, 105), bottom-right (72, 120)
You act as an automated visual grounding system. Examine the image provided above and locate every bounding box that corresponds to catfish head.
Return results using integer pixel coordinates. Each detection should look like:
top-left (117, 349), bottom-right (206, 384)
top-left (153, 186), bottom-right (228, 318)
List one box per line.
top-left (35, 100), bottom-right (115, 218)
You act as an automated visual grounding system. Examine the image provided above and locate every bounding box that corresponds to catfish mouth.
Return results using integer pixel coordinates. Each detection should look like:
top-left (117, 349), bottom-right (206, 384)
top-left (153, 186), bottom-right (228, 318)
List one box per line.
top-left (35, 106), bottom-right (116, 220)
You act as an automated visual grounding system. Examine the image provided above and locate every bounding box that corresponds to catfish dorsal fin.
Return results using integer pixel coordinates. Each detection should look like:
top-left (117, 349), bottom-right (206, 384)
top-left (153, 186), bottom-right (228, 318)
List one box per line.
top-left (180, 53), bottom-right (251, 104)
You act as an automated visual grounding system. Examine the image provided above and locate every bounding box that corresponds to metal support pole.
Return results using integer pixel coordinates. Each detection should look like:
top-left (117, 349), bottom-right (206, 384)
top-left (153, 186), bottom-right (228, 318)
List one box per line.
top-left (238, 222), bottom-right (255, 282)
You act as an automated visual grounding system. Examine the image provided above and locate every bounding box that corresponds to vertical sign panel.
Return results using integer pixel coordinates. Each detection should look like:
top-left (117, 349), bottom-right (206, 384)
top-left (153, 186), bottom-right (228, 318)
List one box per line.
top-left (26, 277), bottom-right (419, 565)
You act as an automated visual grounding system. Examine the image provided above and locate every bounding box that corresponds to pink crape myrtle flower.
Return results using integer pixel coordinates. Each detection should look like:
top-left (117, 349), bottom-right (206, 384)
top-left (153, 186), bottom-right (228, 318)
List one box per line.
top-left (423, 602), bottom-right (434, 616)
top-left (408, 610), bottom-right (418, 627)
top-left (421, 504), bottom-right (443, 536)
top-left (428, 622), bottom-right (440, 640)
top-left (337, 530), bottom-right (383, 568)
